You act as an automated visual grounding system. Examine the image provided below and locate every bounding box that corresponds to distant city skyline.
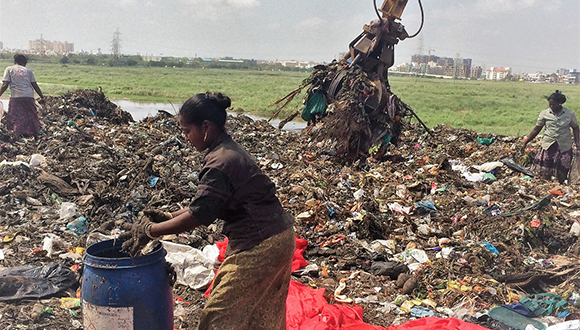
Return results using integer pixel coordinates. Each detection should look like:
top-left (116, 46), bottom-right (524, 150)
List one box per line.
top-left (3, 38), bottom-right (576, 77)
top-left (0, 1), bottom-right (578, 73)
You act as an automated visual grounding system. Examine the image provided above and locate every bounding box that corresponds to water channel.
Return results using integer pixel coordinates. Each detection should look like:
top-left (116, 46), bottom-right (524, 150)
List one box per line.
top-left (0, 98), bottom-right (306, 131)
top-left (117, 100), bottom-right (307, 131)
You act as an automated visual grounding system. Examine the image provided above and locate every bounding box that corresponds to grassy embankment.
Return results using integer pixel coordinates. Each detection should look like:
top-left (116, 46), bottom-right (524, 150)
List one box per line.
top-left (392, 76), bottom-right (580, 136)
top-left (2, 60), bottom-right (579, 136)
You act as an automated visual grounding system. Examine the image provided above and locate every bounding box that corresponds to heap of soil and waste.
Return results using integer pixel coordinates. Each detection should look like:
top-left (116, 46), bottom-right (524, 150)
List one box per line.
top-left (1, 88), bottom-right (580, 329)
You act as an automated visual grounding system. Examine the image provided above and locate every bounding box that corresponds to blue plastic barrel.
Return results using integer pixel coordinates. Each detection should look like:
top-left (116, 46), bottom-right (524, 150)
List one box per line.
top-left (82, 239), bottom-right (173, 330)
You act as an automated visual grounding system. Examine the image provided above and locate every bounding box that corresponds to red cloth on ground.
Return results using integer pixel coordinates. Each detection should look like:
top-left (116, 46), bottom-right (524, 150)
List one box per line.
top-left (383, 317), bottom-right (491, 330)
top-left (206, 237), bottom-right (491, 330)
top-left (292, 236), bottom-right (308, 271)
top-left (286, 280), bottom-right (384, 330)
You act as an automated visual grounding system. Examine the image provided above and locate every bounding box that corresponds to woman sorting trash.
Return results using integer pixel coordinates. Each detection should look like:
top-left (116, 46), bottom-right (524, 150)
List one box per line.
top-left (120, 92), bottom-right (295, 330)
top-left (523, 90), bottom-right (580, 183)
top-left (0, 54), bottom-right (44, 141)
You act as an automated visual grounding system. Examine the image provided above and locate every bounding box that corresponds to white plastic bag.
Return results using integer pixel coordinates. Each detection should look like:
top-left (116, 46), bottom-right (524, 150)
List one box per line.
top-left (162, 241), bottom-right (219, 290)
top-left (472, 161), bottom-right (504, 172)
top-left (545, 320), bottom-right (580, 330)
top-left (59, 202), bottom-right (78, 220)
top-left (29, 154), bottom-right (47, 168)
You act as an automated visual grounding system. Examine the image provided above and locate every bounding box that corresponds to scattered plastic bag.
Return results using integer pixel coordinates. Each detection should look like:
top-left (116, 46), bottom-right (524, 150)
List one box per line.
top-left (415, 200), bottom-right (436, 213)
top-left (476, 137), bottom-right (495, 145)
top-left (0, 160), bottom-right (29, 168)
top-left (149, 176), bottom-right (159, 187)
top-left (473, 161), bottom-right (504, 172)
top-left (370, 239), bottom-right (397, 255)
top-left (397, 249), bottom-right (430, 272)
top-left (489, 306), bottom-right (547, 330)
top-left (481, 242), bottom-right (499, 254)
top-left (370, 260), bottom-right (407, 277)
top-left (483, 173), bottom-right (497, 181)
top-left (61, 297), bottom-right (81, 309)
top-left (67, 216), bottom-right (88, 234)
top-left (353, 189), bottom-right (365, 200)
top-left (0, 264), bottom-right (77, 301)
top-left (42, 234), bottom-right (65, 257)
top-left (301, 90), bottom-right (327, 121)
top-left (29, 154), bottom-right (47, 168)
top-left (410, 306), bottom-right (436, 318)
top-left (59, 202), bottom-right (77, 220)
top-left (389, 202), bottom-right (412, 214)
top-left (546, 320), bottom-right (580, 330)
top-left (502, 157), bottom-right (534, 177)
top-left (161, 241), bottom-right (219, 290)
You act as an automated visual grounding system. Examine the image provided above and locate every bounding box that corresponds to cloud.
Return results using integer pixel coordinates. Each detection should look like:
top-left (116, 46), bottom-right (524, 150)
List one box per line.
top-left (266, 22), bottom-right (282, 31)
top-left (432, 0), bottom-right (562, 22)
top-left (110, 0), bottom-right (139, 7)
top-left (296, 17), bottom-right (327, 31)
top-left (172, 0), bottom-right (260, 20)
top-left (178, 0), bottom-right (259, 9)
top-left (227, 0), bottom-right (259, 8)
top-left (473, 0), bottom-right (561, 14)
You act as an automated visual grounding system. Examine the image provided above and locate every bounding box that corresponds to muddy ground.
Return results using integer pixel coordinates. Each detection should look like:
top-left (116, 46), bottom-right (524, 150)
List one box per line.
top-left (1, 89), bottom-right (579, 329)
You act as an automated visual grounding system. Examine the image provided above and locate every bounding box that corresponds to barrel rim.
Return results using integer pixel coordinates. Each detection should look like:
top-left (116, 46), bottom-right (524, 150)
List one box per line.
top-left (84, 239), bottom-right (166, 269)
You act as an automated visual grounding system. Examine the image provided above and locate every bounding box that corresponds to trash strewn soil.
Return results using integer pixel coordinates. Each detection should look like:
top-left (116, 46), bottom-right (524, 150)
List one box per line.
top-left (1, 89), bottom-right (580, 329)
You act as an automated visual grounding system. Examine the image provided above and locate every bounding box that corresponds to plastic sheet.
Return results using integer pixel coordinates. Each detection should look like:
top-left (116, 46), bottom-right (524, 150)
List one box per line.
top-left (501, 157), bottom-right (534, 177)
top-left (301, 90), bottom-right (327, 121)
top-left (161, 241), bottom-right (219, 290)
top-left (489, 306), bottom-right (547, 330)
top-left (0, 264), bottom-right (77, 301)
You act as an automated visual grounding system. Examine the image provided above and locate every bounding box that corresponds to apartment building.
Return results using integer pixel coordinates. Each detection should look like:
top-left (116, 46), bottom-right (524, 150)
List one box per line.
top-left (485, 67), bottom-right (511, 80)
top-left (29, 39), bottom-right (74, 55)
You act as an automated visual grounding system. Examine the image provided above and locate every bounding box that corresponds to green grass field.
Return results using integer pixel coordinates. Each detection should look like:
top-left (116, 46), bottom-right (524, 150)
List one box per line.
top-left (390, 76), bottom-right (580, 136)
top-left (2, 60), bottom-right (579, 136)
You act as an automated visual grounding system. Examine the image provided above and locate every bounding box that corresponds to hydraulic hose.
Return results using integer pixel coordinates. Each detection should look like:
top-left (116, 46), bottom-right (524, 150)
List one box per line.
top-left (407, 0), bottom-right (424, 38)
top-left (373, 0), bottom-right (424, 38)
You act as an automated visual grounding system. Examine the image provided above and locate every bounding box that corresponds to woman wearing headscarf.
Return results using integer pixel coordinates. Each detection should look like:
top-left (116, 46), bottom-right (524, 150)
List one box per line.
top-left (523, 90), bottom-right (580, 183)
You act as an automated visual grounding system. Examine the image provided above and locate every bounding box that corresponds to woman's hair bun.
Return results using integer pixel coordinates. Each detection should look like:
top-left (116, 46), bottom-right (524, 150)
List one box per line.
top-left (547, 90), bottom-right (566, 104)
top-left (206, 92), bottom-right (231, 110)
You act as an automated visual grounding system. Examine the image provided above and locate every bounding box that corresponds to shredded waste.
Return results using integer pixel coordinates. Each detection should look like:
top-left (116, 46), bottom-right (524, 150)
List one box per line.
top-left (1, 89), bottom-right (580, 329)
top-left (274, 61), bottom-right (423, 162)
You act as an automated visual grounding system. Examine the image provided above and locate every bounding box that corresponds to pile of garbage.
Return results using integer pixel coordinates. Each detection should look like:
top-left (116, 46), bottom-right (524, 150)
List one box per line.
top-left (1, 89), bottom-right (580, 330)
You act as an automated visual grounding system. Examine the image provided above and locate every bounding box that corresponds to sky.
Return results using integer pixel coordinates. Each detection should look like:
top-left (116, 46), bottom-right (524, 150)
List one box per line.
top-left (0, 0), bottom-right (578, 73)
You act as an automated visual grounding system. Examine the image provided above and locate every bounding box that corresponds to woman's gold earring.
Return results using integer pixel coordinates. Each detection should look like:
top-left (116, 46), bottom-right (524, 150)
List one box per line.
top-left (204, 132), bottom-right (208, 142)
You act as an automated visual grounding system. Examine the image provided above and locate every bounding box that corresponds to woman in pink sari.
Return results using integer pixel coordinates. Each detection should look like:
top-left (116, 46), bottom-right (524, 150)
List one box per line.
top-left (0, 54), bottom-right (44, 141)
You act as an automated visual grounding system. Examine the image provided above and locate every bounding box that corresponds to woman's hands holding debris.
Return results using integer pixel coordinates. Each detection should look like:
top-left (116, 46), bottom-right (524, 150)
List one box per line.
top-left (119, 209), bottom-right (173, 256)
top-left (119, 215), bottom-right (157, 257)
top-left (143, 209), bottom-right (173, 222)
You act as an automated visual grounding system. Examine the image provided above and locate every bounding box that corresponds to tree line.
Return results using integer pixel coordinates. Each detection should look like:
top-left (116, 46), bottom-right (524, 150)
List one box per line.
top-left (0, 52), bottom-right (311, 72)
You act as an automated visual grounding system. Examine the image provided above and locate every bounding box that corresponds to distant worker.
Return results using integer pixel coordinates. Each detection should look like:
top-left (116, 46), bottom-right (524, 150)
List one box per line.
top-left (0, 54), bottom-right (45, 141)
top-left (120, 92), bottom-right (295, 330)
top-left (523, 90), bottom-right (580, 183)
